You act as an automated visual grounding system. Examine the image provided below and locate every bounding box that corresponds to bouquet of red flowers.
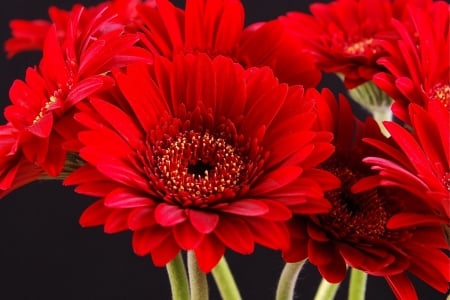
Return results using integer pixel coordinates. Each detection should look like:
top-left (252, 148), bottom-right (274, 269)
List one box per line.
top-left (0, 0), bottom-right (448, 299)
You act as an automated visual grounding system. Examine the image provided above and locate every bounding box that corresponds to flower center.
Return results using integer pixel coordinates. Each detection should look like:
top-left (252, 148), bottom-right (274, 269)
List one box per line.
top-left (344, 38), bottom-right (379, 56)
top-left (428, 83), bottom-right (450, 109)
top-left (152, 130), bottom-right (246, 203)
top-left (33, 95), bottom-right (58, 124)
top-left (443, 172), bottom-right (450, 192)
top-left (317, 162), bottom-right (390, 241)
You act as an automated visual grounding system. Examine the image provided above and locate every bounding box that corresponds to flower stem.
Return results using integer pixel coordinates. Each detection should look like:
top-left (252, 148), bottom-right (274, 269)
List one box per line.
top-left (313, 278), bottom-right (340, 300)
top-left (166, 253), bottom-right (190, 300)
top-left (211, 256), bottom-right (242, 300)
top-left (275, 260), bottom-right (306, 300)
top-left (188, 251), bottom-right (209, 300)
top-left (370, 106), bottom-right (392, 137)
top-left (348, 268), bottom-right (367, 300)
top-left (336, 73), bottom-right (392, 137)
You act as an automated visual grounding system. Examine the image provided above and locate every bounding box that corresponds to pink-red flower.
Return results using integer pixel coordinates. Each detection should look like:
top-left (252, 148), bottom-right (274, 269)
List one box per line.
top-left (136, 0), bottom-right (321, 87)
top-left (65, 53), bottom-right (337, 272)
top-left (282, 89), bottom-right (449, 300)
top-left (374, 1), bottom-right (450, 123)
top-left (0, 4), bottom-right (151, 195)
top-left (279, 0), bottom-right (430, 88)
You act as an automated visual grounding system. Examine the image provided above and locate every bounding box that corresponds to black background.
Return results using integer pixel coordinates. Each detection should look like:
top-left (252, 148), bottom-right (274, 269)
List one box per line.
top-left (0, 0), bottom-right (446, 299)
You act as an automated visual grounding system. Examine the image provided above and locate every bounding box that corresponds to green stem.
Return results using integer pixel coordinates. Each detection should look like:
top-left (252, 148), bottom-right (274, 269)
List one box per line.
top-left (166, 253), bottom-right (190, 300)
top-left (188, 251), bottom-right (209, 300)
top-left (336, 73), bottom-right (392, 137)
top-left (370, 106), bottom-right (392, 137)
top-left (211, 256), bottom-right (242, 300)
top-left (313, 278), bottom-right (340, 300)
top-left (275, 260), bottom-right (306, 300)
top-left (348, 268), bottom-right (368, 300)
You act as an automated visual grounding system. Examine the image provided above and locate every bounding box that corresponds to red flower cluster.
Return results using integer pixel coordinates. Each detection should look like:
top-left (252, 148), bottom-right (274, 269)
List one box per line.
top-left (0, 0), bottom-right (448, 299)
top-left (280, 0), bottom-right (439, 89)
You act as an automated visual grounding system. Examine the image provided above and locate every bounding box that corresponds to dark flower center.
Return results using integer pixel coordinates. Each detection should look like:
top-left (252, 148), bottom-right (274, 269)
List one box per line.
top-left (151, 130), bottom-right (247, 203)
top-left (317, 161), bottom-right (391, 242)
top-left (187, 160), bottom-right (215, 177)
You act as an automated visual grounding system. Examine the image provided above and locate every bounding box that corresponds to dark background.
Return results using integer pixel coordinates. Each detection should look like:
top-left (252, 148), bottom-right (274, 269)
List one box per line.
top-left (0, 0), bottom-right (445, 299)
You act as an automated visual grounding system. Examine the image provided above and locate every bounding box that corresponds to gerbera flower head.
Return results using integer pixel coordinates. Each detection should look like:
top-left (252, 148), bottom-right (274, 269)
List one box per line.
top-left (279, 0), bottom-right (424, 88)
top-left (1, 3), bottom-right (151, 193)
top-left (360, 101), bottom-right (450, 223)
top-left (65, 53), bottom-right (337, 272)
top-left (4, 0), bottom-right (151, 58)
top-left (135, 0), bottom-right (321, 87)
top-left (374, 1), bottom-right (450, 123)
top-left (282, 89), bottom-right (450, 299)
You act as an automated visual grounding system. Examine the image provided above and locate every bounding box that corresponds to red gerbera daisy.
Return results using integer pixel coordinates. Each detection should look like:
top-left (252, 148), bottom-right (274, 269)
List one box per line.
top-left (279, 0), bottom-right (430, 88)
top-left (282, 89), bottom-right (449, 300)
top-left (1, 4), bottom-right (151, 194)
top-left (359, 101), bottom-right (449, 224)
top-left (374, 1), bottom-right (450, 123)
top-left (135, 0), bottom-right (321, 87)
top-left (65, 53), bottom-right (337, 272)
top-left (4, 0), bottom-right (150, 58)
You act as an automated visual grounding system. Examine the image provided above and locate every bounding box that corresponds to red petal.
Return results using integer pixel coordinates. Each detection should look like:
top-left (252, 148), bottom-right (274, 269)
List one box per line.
top-left (104, 209), bottom-right (129, 233)
top-left (246, 218), bottom-right (290, 249)
top-left (154, 203), bottom-right (187, 227)
top-left (306, 223), bottom-right (329, 242)
top-left (128, 207), bottom-right (157, 230)
top-left (88, 98), bottom-right (143, 144)
top-left (407, 246), bottom-right (450, 293)
top-left (79, 200), bottom-right (110, 227)
top-left (241, 83), bottom-right (287, 138)
top-left (338, 243), bottom-right (366, 269)
top-left (132, 226), bottom-right (171, 256)
top-left (261, 200), bottom-right (292, 221)
top-left (251, 166), bottom-right (303, 195)
top-left (173, 221), bottom-right (204, 250)
top-left (289, 196), bottom-right (332, 214)
top-left (282, 236), bottom-right (308, 263)
top-left (74, 181), bottom-right (117, 197)
top-left (214, 216), bottom-right (254, 254)
top-left (188, 209), bottom-right (219, 234)
top-left (27, 112), bottom-right (53, 138)
top-left (308, 240), bottom-right (335, 266)
top-left (66, 76), bottom-right (112, 107)
top-left (150, 235), bottom-right (180, 266)
top-left (317, 255), bottom-right (347, 283)
top-left (387, 213), bottom-right (448, 229)
top-left (104, 188), bottom-right (153, 208)
top-left (385, 274), bottom-right (418, 300)
top-left (195, 234), bottom-right (226, 272)
top-left (220, 199), bottom-right (269, 216)
top-left (96, 162), bottom-right (149, 191)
